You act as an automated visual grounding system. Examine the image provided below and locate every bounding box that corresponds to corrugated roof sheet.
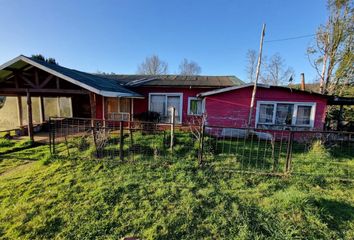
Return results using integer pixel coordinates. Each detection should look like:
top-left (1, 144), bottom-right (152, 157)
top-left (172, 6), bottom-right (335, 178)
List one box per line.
top-left (99, 74), bottom-right (244, 88)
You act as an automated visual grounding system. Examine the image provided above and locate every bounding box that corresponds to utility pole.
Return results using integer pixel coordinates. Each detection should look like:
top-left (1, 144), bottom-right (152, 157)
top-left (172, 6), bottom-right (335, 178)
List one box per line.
top-left (247, 23), bottom-right (266, 128)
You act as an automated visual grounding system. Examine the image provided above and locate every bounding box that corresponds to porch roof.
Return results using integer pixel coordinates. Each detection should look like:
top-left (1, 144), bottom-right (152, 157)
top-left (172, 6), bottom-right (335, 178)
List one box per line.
top-left (0, 55), bottom-right (142, 98)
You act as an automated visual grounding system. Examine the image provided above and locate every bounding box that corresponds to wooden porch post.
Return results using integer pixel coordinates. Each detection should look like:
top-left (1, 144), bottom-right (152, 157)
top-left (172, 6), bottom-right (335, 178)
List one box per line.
top-left (17, 96), bottom-right (23, 127)
top-left (102, 96), bottom-right (106, 127)
top-left (130, 98), bottom-right (134, 122)
top-left (26, 89), bottom-right (34, 142)
top-left (89, 93), bottom-right (96, 131)
top-left (39, 96), bottom-right (45, 123)
top-left (89, 93), bottom-right (96, 119)
top-left (15, 75), bottom-right (23, 127)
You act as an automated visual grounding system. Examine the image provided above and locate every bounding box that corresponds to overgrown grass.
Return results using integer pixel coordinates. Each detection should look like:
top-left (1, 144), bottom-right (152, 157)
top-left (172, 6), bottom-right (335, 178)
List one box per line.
top-left (0, 135), bottom-right (353, 239)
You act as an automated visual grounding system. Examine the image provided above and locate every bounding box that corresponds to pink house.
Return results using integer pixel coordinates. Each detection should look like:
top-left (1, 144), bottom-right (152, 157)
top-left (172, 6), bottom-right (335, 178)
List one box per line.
top-left (0, 55), bottom-right (329, 133)
top-left (199, 84), bottom-right (328, 131)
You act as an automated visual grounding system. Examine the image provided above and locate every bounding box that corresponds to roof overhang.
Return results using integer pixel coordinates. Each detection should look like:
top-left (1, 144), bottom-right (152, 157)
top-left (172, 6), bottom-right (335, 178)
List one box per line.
top-left (0, 55), bottom-right (143, 98)
top-left (198, 83), bottom-right (329, 98)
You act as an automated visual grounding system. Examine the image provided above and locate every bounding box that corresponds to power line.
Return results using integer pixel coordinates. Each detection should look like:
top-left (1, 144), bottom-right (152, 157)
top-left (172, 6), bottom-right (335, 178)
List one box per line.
top-left (265, 34), bottom-right (316, 43)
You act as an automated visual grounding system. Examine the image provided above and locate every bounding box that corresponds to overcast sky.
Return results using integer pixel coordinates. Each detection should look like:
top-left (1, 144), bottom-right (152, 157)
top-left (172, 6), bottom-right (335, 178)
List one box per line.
top-left (0, 0), bottom-right (328, 83)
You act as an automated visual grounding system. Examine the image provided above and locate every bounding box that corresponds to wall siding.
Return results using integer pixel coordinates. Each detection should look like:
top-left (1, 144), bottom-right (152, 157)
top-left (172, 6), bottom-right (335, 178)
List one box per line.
top-left (205, 86), bottom-right (327, 130)
top-left (132, 87), bottom-right (214, 123)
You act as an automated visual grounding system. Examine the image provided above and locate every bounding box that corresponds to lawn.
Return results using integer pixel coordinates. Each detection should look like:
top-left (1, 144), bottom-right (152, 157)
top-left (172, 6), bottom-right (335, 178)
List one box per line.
top-left (0, 135), bottom-right (354, 239)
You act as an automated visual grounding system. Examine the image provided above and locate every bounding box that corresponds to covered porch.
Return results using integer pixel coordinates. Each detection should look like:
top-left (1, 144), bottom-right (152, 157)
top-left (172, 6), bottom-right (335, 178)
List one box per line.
top-left (0, 55), bottom-right (142, 141)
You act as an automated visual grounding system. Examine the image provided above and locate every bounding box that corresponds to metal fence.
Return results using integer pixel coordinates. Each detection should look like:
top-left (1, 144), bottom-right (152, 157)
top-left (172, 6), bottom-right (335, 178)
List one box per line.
top-left (49, 117), bottom-right (354, 180)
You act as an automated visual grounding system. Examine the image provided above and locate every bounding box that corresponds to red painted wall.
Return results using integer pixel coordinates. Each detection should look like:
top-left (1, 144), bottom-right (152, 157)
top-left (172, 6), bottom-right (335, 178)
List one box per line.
top-left (132, 87), bottom-right (214, 123)
top-left (96, 86), bottom-right (328, 130)
top-left (95, 94), bottom-right (103, 119)
top-left (204, 86), bottom-right (327, 130)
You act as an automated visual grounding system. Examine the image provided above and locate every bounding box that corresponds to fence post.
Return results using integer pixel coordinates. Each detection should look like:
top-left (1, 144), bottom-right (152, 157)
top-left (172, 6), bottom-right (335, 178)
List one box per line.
top-left (52, 119), bottom-right (56, 155)
top-left (198, 121), bottom-right (205, 166)
top-left (120, 121), bottom-right (124, 161)
top-left (284, 131), bottom-right (293, 173)
top-left (170, 107), bottom-right (175, 150)
top-left (49, 117), bottom-right (52, 154)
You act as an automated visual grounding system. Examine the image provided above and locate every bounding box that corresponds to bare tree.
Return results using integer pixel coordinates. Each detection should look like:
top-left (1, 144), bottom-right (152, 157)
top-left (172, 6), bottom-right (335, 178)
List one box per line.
top-left (137, 55), bottom-right (168, 75)
top-left (261, 53), bottom-right (294, 86)
top-left (245, 49), bottom-right (257, 82)
top-left (179, 58), bottom-right (202, 75)
top-left (307, 0), bottom-right (353, 94)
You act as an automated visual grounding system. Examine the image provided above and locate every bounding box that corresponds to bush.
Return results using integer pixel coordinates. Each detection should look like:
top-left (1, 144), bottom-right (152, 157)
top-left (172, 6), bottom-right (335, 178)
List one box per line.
top-left (134, 111), bottom-right (161, 122)
top-left (70, 137), bottom-right (90, 151)
top-left (307, 140), bottom-right (331, 161)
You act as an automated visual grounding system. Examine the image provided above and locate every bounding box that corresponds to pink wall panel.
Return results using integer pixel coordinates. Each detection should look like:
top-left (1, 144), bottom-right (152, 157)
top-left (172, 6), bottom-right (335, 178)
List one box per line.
top-left (204, 86), bottom-right (327, 130)
top-left (132, 87), bottom-right (214, 123)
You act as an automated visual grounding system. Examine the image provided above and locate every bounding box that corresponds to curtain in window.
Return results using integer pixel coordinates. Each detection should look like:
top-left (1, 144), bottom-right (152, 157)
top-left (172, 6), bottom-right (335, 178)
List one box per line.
top-left (119, 98), bottom-right (130, 113)
top-left (259, 104), bottom-right (274, 123)
top-left (190, 99), bottom-right (202, 115)
top-left (275, 104), bottom-right (294, 125)
top-left (107, 98), bottom-right (119, 113)
top-left (167, 96), bottom-right (181, 122)
top-left (150, 95), bottom-right (165, 116)
top-left (296, 106), bottom-right (312, 125)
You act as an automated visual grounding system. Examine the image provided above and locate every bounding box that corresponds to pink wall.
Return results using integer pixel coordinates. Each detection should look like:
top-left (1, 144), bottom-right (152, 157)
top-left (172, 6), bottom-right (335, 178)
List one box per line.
top-left (132, 87), bottom-right (214, 123)
top-left (204, 86), bottom-right (328, 130)
top-left (96, 86), bottom-right (328, 130)
top-left (95, 94), bottom-right (103, 119)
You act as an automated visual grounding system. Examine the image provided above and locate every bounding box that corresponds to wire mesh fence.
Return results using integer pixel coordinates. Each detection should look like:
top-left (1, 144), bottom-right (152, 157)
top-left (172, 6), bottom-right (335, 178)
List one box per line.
top-left (49, 117), bottom-right (354, 180)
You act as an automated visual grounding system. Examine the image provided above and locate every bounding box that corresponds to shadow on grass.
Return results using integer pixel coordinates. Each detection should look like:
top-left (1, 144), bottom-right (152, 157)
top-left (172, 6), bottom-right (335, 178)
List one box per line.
top-left (316, 198), bottom-right (354, 232)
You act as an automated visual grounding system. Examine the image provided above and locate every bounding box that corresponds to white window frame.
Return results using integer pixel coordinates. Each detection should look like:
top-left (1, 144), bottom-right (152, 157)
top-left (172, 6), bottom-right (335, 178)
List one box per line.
top-left (255, 101), bottom-right (316, 128)
top-left (187, 97), bottom-right (204, 116)
top-left (148, 93), bottom-right (183, 123)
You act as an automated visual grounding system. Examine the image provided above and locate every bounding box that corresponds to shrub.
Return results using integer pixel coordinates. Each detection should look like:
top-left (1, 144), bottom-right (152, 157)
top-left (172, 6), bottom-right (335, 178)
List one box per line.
top-left (134, 111), bottom-right (161, 122)
top-left (70, 137), bottom-right (90, 151)
top-left (307, 140), bottom-right (331, 161)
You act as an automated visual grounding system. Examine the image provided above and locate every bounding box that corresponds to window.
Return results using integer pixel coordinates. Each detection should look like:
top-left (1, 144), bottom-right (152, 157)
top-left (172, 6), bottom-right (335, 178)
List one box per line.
top-left (275, 104), bottom-right (294, 125)
top-left (296, 105), bottom-right (312, 125)
top-left (256, 101), bottom-right (315, 128)
top-left (107, 97), bottom-right (130, 120)
top-left (258, 104), bottom-right (274, 123)
top-left (119, 98), bottom-right (130, 113)
top-left (149, 93), bottom-right (182, 123)
top-left (188, 97), bottom-right (203, 115)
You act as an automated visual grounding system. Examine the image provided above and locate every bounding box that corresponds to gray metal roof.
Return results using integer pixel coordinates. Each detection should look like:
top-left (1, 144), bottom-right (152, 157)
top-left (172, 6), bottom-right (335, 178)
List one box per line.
top-left (198, 83), bottom-right (329, 98)
top-left (0, 55), bottom-right (142, 98)
top-left (100, 74), bottom-right (244, 88)
top-left (0, 55), bottom-right (244, 97)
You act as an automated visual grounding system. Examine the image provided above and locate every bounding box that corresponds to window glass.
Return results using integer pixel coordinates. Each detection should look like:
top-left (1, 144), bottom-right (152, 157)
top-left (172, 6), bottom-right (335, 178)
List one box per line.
top-left (59, 97), bottom-right (72, 117)
top-left (189, 99), bottom-right (203, 115)
top-left (107, 98), bottom-right (119, 113)
top-left (296, 106), bottom-right (312, 125)
top-left (167, 96), bottom-right (181, 122)
top-left (258, 104), bottom-right (274, 123)
top-left (150, 94), bottom-right (181, 123)
top-left (150, 95), bottom-right (165, 116)
top-left (275, 104), bottom-right (294, 125)
top-left (119, 98), bottom-right (130, 113)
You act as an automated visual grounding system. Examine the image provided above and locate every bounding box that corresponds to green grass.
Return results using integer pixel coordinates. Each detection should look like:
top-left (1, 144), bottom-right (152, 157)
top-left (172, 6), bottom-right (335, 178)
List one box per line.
top-left (0, 136), bottom-right (353, 239)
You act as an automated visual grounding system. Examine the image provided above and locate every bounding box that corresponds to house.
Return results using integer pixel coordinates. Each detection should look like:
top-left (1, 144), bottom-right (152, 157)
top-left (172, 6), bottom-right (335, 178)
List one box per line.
top-left (101, 74), bottom-right (243, 124)
top-left (198, 84), bottom-right (328, 131)
top-left (0, 55), bottom-right (330, 137)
